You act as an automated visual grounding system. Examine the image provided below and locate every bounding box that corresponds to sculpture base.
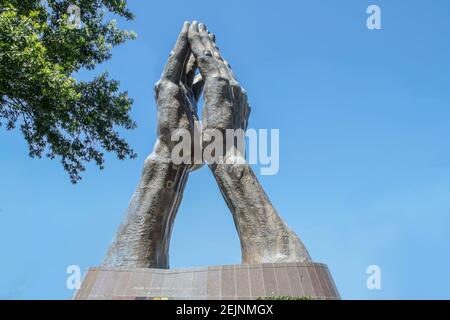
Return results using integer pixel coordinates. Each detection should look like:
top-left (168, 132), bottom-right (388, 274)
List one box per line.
top-left (74, 262), bottom-right (340, 300)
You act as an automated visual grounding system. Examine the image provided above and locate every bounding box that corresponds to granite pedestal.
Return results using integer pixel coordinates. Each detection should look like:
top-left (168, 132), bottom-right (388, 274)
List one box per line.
top-left (74, 262), bottom-right (339, 300)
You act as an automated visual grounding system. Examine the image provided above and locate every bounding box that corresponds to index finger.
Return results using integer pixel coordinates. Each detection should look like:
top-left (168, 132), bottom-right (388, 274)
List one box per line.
top-left (198, 24), bottom-right (233, 80)
top-left (188, 21), bottom-right (206, 58)
top-left (161, 21), bottom-right (191, 82)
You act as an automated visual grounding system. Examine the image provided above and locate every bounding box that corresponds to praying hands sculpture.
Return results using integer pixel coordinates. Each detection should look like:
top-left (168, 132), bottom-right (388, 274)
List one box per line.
top-left (103, 21), bottom-right (311, 269)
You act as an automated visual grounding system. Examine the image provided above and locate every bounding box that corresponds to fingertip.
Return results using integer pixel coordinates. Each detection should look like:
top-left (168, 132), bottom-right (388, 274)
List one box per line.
top-left (181, 21), bottom-right (190, 33)
top-left (199, 23), bottom-right (207, 32)
top-left (192, 20), bottom-right (199, 32)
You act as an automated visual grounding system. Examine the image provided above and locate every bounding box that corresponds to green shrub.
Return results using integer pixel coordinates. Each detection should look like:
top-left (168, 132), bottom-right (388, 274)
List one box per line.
top-left (256, 296), bottom-right (313, 300)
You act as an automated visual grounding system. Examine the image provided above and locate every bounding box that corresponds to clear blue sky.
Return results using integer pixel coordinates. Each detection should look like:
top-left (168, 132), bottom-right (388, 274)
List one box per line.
top-left (1, 0), bottom-right (450, 299)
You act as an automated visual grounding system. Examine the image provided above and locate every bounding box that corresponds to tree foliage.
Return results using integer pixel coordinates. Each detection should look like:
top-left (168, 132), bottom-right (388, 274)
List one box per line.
top-left (0, 0), bottom-right (137, 183)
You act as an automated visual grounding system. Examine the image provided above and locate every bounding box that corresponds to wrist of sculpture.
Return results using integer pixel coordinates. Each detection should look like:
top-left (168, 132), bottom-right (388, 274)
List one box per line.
top-left (103, 141), bottom-right (191, 269)
top-left (209, 161), bottom-right (312, 264)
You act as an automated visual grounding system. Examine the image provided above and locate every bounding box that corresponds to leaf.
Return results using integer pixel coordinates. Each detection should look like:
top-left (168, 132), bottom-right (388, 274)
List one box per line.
top-left (0, 0), bottom-right (137, 183)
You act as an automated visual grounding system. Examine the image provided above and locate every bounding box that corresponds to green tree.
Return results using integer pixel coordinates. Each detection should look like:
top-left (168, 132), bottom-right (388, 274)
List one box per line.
top-left (0, 0), bottom-right (137, 183)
